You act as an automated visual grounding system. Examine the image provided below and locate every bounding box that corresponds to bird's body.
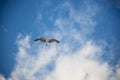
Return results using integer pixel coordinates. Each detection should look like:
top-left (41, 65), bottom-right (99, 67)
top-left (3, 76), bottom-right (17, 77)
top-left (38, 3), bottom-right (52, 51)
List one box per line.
top-left (34, 38), bottom-right (60, 46)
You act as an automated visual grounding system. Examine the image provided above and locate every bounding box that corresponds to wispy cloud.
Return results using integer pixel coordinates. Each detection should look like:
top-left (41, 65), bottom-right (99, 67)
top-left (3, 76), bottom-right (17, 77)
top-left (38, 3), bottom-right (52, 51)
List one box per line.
top-left (1, 0), bottom-right (120, 80)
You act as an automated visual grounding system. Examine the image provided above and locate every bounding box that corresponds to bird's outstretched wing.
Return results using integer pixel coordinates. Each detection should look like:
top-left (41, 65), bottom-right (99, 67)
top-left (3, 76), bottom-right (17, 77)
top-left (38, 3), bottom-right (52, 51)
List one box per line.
top-left (49, 39), bottom-right (60, 43)
top-left (34, 38), bottom-right (46, 42)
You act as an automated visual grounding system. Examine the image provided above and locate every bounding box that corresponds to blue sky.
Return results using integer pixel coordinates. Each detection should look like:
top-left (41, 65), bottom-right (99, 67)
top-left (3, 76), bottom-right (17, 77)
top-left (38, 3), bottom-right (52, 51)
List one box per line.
top-left (0, 0), bottom-right (120, 80)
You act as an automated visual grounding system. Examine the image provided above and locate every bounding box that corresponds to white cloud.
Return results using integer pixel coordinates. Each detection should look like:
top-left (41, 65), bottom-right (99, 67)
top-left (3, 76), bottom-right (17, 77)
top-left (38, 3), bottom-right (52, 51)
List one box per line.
top-left (44, 40), bottom-right (111, 80)
top-left (0, 74), bottom-right (6, 80)
top-left (1, 0), bottom-right (120, 80)
top-left (7, 34), bottom-right (114, 80)
top-left (115, 67), bottom-right (120, 79)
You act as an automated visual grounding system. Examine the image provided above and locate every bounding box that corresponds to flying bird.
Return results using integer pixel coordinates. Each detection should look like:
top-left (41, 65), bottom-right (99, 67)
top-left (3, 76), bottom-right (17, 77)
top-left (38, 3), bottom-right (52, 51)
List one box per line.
top-left (34, 37), bottom-right (60, 46)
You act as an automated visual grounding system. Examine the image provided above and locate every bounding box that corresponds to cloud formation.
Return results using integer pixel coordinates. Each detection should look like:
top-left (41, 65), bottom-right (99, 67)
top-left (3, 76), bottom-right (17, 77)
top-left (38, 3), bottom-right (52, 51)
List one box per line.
top-left (1, 0), bottom-right (120, 80)
top-left (0, 74), bottom-right (6, 80)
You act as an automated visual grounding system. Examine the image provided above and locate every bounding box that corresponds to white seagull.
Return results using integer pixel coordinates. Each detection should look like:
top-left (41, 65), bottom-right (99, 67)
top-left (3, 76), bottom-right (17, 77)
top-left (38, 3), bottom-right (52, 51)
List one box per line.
top-left (34, 37), bottom-right (60, 46)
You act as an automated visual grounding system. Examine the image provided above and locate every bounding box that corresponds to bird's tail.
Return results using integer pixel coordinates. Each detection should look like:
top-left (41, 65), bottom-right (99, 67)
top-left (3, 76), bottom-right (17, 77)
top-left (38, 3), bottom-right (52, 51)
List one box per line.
top-left (46, 43), bottom-right (48, 46)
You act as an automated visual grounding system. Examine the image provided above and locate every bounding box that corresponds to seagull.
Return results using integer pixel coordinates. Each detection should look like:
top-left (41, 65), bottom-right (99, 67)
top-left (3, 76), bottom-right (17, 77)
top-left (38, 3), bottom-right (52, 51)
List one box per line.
top-left (34, 37), bottom-right (60, 46)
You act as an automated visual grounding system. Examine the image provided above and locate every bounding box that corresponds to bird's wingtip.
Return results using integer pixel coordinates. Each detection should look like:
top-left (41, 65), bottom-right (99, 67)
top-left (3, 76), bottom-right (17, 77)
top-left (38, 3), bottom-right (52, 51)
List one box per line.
top-left (57, 41), bottom-right (60, 43)
top-left (34, 39), bottom-right (38, 41)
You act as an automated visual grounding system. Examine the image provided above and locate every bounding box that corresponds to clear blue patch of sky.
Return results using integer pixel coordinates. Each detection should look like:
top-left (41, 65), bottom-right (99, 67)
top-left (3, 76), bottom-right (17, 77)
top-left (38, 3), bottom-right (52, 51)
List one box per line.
top-left (0, 0), bottom-right (38, 77)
